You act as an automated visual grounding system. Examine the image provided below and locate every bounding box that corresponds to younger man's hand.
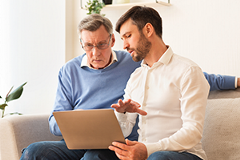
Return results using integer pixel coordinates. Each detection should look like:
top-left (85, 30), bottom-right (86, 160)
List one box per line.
top-left (109, 139), bottom-right (148, 160)
top-left (111, 99), bottom-right (147, 116)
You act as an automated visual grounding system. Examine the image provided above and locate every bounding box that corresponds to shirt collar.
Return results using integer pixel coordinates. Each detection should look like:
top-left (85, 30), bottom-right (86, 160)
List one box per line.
top-left (141, 46), bottom-right (173, 67)
top-left (81, 50), bottom-right (118, 69)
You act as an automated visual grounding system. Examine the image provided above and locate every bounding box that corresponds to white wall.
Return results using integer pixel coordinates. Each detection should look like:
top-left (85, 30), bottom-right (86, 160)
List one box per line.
top-left (160, 0), bottom-right (240, 76)
top-left (0, 0), bottom-right (65, 115)
top-left (73, 0), bottom-right (240, 77)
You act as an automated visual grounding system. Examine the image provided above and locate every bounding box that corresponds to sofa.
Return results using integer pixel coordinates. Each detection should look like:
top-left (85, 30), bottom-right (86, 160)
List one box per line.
top-left (0, 88), bottom-right (240, 160)
top-left (0, 114), bottom-right (62, 160)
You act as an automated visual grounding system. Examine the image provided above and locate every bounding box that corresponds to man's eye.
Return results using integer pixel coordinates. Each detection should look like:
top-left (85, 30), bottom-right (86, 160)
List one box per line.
top-left (98, 43), bottom-right (107, 46)
top-left (85, 44), bottom-right (93, 47)
top-left (126, 34), bottom-right (131, 38)
top-left (121, 34), bottom-right (131, 41)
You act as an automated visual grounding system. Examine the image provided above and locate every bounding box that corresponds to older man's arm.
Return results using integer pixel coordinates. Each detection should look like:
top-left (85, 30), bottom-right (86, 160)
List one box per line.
top-left (203, 72), bottom-right (238, 91)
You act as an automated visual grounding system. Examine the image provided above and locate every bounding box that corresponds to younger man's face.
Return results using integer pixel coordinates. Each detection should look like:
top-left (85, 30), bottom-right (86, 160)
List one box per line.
top-left (119, 19), bottom-right (151, 62)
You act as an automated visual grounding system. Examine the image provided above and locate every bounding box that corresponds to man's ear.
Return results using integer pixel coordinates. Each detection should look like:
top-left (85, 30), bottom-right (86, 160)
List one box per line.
top-left (79, 36), bottom-right (82, 45)
top-left (111, 33), bottom-right (116, 47)
top-left (144, 23), bottom-right (154, 37)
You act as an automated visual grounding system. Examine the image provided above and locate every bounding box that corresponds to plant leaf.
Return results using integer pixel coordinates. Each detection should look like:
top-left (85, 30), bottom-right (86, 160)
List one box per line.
top-left (5, 86), bottom-right (13, 98)
top-left (6, 82), bottom-right (27, 102)
top-left (85, 0), bottom-right (105, 15)
top-left (9, 112), bottom-right (22, 115)
top-left (0, 103), bottom-right (8, 110)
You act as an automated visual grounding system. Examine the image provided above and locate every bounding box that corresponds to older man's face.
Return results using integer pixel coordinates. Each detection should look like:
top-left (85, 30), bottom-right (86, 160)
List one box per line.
top-left (81, 25), bottom-right (115, 69)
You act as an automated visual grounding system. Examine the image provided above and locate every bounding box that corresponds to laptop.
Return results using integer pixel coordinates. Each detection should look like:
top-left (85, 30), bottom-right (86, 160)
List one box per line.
top-left (53, 109), bottom-right (125, 149)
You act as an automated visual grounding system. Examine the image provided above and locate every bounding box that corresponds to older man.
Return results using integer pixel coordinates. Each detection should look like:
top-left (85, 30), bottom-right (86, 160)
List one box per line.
top-left (20, 14), bottom-right (140, 160)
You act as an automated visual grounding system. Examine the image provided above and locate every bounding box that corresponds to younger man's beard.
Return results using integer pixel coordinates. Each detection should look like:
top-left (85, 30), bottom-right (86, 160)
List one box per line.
top-left (132, 32), bottom-right (152, 62)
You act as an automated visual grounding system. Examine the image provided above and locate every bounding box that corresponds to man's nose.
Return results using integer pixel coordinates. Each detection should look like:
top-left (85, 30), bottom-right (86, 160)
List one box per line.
top-left (123, 40), bottom-right (129, 50)
top-left (92, 47), bottom-right (101, 56)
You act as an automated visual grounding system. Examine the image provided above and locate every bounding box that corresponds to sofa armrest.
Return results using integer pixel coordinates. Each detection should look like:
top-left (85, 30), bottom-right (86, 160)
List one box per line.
top-left (202, 88), bottom-right (240, 160)
top-left (0, 114), bottom-right (62, 160)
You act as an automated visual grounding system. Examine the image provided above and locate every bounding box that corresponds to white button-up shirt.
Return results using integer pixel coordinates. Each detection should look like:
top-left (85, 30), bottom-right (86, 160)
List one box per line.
top-left (116, 46), bottom-right (210, 159)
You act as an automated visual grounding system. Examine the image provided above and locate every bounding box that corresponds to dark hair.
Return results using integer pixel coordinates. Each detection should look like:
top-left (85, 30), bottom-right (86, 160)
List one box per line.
top-left (77, 14), bottom-right (113, 36)
top-left (115, 6), bottom-right (162, 38)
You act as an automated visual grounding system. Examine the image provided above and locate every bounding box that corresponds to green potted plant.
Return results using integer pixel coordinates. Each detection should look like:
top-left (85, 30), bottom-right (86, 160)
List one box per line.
top-left (0, 82), bottom-right (27, 118)
top-left (85, 0), bottom-right (105, 16)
